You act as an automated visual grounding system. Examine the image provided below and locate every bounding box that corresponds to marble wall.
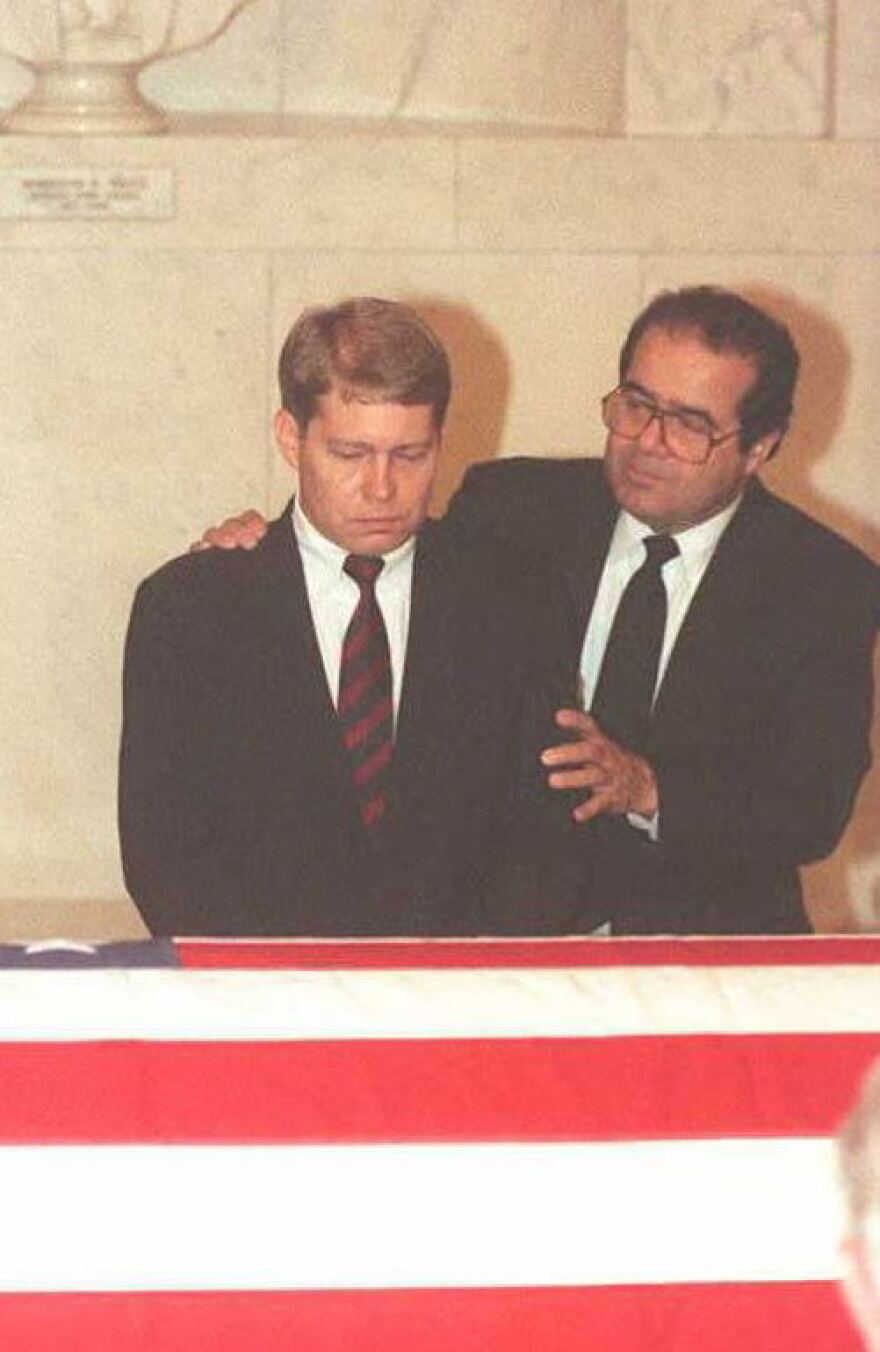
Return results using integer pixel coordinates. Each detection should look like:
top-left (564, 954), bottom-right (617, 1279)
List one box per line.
top-left (0, 0), bottom-right (876, 936)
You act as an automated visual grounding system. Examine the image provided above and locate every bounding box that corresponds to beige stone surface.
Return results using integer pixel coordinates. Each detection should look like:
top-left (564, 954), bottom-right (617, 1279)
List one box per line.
top-left (835, 0), bottom-right (880, 138)
top-left (0, 133), bottom-right (456, 250)
top-left (0, 249), bottom-right (270, 902)
top-left (282, 0), bottom-right (623, 130)
top-left (0, 897), bottom-right (147, 941)
top-left (142, 0), bottom-right (282, 114)
top-left (459, 137), bottom-right (878, 253)
top-left (0, 0), bottom-right (621, 129)
top-left (0, 51), bottom-right (28, 113)
top-left (627, 0), bottom-right (828, 136)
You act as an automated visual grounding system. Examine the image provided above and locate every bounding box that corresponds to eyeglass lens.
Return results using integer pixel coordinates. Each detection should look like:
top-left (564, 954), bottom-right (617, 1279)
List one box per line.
top-left (602, 391), bottom-right (712, 462)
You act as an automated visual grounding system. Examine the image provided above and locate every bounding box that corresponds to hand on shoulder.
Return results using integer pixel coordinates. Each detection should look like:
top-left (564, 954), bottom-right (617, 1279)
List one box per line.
top-left (190, 509), bottom-right (267, 553)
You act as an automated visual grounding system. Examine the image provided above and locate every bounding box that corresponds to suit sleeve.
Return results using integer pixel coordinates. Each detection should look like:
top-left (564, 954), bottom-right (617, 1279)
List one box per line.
top-left (655, 577), bottom-right (878, 872)
top-left (118, 572), bottom-right (255, 935)
top-left (479, 561), bottom-right (600, 934)
top-left (445, 460), bottom-right (539, 545)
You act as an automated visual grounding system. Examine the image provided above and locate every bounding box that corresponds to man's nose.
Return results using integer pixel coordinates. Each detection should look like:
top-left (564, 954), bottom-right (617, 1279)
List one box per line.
top-left (364, 453), bottom-right (395, 500)
top-left (636, 410), bottom-right (669, 455)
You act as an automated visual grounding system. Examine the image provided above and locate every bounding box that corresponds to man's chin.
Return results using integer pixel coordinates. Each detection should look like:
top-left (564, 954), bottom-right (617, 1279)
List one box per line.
top-left (344, 520), bottom-right (413, 554)
top-left (612, 477), bottom-right (666, 518)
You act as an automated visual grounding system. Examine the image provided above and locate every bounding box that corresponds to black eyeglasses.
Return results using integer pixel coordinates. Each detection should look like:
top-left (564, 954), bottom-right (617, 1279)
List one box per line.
top-left (601, 388), bottom-right (741, 465)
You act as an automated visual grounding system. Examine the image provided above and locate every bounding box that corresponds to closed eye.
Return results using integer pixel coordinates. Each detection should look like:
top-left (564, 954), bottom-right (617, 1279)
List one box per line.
top-left (619, 391), bottom-right (653, 415)
top-left (327, 441), bottom-right (371, 459)
top-left (669, 408), bottom-right (715, 436)
top-left (392, 444), bottom-right (433, 463)
top-left (621, 386), bottom-right (715, 436)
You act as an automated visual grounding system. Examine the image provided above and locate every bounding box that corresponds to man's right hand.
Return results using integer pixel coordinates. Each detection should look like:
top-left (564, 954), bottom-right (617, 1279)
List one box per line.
top-left (541, 708), bottom-right (660, 824)
top-left (190, 509), bottom-right (268, 552)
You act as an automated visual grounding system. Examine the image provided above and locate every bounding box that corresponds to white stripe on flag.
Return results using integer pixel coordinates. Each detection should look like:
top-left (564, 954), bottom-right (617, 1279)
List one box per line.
top-left (0, 964), bottom-right (878, 1041)
top-left (0, 1138), bottom-right (843, 1292)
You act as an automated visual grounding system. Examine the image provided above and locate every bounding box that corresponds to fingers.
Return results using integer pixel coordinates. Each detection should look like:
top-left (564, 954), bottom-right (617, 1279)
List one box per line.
top-left (541, 715), bottom-right (619, 822)
top-left (546, 768), bottom-right (605, 792)
top-left (553, 707), bottom-right (596, 735)
top-left (234, 510), bottom-right (268, 536)
top-left (541, 710), bottom-right (603, 769)
top-left (542, 713), bottom-right (609, 807)
top-left (192, 510), bottom-right (268, 553)
top-left (541, 710), bottom-right (659, 821)
top-left (573, 788), bottom-right (615, 823)
top-left (546, 760), bottom-right (621, 819)
top-left (542, 743), bottom-right (600, 770)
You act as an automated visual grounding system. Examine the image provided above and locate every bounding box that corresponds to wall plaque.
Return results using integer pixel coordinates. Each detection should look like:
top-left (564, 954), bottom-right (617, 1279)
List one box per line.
top-left (0, 167), bottom-right (174, 220)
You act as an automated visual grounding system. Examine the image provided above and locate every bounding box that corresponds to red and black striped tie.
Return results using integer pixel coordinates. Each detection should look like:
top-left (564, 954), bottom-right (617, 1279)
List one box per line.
top-left (338, 554), bottom-right (394, 833)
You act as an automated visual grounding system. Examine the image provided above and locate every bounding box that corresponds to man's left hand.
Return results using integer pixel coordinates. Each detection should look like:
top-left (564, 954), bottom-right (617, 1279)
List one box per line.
top-left (541, 708), bottom-right (659, 824)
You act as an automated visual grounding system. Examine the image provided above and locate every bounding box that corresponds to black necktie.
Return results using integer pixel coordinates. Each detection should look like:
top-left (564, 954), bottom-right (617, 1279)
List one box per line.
top-left (338, 555), bottom-right (394, 833)
top-left (590, 533), bottom-right (679, 750)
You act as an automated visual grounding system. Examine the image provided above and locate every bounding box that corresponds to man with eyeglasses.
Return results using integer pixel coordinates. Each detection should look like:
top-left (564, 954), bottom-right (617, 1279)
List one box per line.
top-left (447, 285), bottom-right (878, 933)
top-left (198, 286), bottom-right (878, 933)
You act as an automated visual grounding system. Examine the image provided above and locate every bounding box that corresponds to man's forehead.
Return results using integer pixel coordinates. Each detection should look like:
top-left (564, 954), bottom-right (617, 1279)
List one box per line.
top-left (318, 385), bottom-right (437, 420)
top-left (625, 326), bottom-right (759, 400)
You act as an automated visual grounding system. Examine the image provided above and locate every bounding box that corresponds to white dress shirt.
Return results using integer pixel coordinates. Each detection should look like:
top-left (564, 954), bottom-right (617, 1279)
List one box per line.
top-left (580, 498), bottom-right (742, 709)
top-left (292, 500), bottom-right (415, 722)
top-left (580, 498), bottom-right (742, 840)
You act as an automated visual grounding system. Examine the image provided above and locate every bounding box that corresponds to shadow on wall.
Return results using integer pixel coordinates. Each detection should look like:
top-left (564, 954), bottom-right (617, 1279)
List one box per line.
top-left (735, 286), bottom-right (878, 932)
top-left (405, 297), bottom-right (511, 516)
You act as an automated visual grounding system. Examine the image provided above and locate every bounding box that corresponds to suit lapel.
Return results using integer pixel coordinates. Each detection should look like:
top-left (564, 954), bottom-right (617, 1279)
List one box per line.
top-left (387, 522), bottom-right (453, 840)
top-left (250, 510), bottom-right (363, 822)
top-left (559, 463), bottom-right (618, 635)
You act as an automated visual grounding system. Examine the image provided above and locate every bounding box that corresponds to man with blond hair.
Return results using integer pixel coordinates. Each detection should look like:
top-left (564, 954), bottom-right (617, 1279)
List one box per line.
top-left (120, 297), bottom-right (585, 936)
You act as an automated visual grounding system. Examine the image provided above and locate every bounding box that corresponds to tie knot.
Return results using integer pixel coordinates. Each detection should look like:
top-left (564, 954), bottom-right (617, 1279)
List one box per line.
top-left (344, 554), bottom-right (385, 588)
top-left (643, 534), bottom-right (678, 568)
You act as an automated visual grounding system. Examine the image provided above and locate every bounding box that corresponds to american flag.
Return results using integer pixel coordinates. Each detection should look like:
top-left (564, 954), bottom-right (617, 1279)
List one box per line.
top-left (0, 935), bottom-right (877, 1350)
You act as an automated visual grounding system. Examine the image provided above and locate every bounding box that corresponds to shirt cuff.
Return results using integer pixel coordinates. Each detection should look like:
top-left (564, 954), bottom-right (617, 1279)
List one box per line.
top-left (626, 810), bottom-right (660, 843)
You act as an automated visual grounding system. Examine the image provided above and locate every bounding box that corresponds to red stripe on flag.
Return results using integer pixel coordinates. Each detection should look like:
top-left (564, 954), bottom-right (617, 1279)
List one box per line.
top-left (175, 936), bottom-right (880, 970)
top-left (0, 1282), bottom-right (859, 1352)
top-left (2, 1033), bottom-right (877, 1144)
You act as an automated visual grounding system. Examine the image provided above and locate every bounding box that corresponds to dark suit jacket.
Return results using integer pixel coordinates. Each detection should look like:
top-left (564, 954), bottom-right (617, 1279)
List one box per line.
top-left (119, 508), bottom-right (589, 936)
top-left (445, 457), bottom-right (879, 934)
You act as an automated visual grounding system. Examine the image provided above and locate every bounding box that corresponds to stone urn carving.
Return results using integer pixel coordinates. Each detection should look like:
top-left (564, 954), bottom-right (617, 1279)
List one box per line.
top-left (0, 0), bottom-right (258, 134)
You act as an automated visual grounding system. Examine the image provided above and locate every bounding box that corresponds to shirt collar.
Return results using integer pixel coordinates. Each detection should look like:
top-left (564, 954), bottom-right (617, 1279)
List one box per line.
top-left (610, 496), bottom-right (742, 581)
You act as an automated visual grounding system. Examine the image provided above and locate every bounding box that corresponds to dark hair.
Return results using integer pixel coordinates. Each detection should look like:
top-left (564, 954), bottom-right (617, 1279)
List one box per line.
top-left (619, 286), bottom-right (799, 456)
top-left (278, 297), bottom-right (452, 433)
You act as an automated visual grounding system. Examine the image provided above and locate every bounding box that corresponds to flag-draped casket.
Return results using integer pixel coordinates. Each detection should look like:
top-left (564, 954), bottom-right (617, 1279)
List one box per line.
top-left (0, 936), bottom-right (877, 1350)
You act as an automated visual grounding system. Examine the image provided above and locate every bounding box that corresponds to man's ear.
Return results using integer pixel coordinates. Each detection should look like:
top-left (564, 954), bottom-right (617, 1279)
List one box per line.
top-left (743, 421), bottom-right (787, 476)
top-left (274, 409), bottom-right (301, 471)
